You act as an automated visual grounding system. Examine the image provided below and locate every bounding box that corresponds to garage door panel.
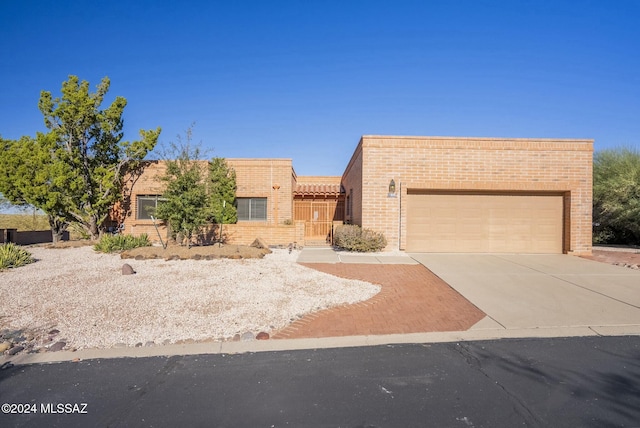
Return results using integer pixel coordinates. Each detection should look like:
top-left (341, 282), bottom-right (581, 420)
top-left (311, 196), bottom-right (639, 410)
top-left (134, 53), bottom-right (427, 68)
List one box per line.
top-left (406, 193), bottom-right (563, 253)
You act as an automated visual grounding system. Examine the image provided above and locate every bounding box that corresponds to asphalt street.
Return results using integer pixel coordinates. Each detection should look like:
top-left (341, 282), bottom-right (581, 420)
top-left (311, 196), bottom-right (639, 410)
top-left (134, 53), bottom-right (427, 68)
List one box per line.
top-left (1, 336), bottom-right (639, 427)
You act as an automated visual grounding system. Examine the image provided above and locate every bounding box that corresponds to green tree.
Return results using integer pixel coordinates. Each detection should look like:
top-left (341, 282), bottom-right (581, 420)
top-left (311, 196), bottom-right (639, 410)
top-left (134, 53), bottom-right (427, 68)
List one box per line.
top-left (0, 134), bottom-right (72, 241)
top-left (593, 147), bottom-right (640, 245)
top-left (208, 157), bottom-right (237, 224)
top-left (0, 76), bottom-right (161, 241)
top-left (155, 130), bottom-right (211, 248)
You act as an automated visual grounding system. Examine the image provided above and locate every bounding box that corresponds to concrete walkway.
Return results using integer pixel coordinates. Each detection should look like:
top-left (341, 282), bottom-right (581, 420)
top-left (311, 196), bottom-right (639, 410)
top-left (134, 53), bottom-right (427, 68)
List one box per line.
top-left (296, 247), bottom-right (418, 264)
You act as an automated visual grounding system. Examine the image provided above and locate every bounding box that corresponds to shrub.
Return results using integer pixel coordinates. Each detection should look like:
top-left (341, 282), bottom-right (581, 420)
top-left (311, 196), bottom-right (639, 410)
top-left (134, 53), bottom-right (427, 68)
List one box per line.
top-left (333, 224), bottom-right (387, 252)
top-left (94, 234), bottom-right (151, 253)
top-left (0, 243), bottom-right (35, 270)
top-left (593, 147), bottom-right (640, 244)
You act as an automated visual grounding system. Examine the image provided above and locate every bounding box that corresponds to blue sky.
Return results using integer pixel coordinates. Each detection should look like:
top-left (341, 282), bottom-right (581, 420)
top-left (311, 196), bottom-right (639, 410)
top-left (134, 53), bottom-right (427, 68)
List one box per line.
top-left (1, 0), bottom-right (639, 177)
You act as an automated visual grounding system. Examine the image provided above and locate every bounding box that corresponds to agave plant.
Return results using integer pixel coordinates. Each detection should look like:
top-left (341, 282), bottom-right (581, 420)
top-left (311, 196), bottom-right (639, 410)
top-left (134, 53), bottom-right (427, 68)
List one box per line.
top-left (0, 243), bottom-right (35, 270)
top-left (93, 234), bottom-right (151, 253)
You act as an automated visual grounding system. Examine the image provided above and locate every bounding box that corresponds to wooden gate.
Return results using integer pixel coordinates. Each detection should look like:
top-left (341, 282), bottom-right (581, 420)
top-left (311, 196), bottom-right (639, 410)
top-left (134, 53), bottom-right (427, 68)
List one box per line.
top-left (294, 199), bottom-right (344, 241)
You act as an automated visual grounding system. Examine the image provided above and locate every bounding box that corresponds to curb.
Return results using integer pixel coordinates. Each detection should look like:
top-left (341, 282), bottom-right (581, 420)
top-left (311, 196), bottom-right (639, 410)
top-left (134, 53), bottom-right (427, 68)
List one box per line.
top-left (4, 324), bottom-right (640, 366)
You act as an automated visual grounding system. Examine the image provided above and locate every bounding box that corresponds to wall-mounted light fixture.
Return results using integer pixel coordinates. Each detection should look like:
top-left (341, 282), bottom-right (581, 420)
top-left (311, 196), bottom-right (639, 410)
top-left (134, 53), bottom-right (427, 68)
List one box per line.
top-left (388, 179), bottom-right (396, 197)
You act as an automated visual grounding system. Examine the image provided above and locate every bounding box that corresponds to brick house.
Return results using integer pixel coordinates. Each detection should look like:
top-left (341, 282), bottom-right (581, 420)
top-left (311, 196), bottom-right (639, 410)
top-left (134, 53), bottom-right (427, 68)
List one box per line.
top-left (343, 136), bottom-right (593, 255)
top-left (118, 135), bottom-right (593, 255)
top-left (116, 158), bottom-right (343, 247)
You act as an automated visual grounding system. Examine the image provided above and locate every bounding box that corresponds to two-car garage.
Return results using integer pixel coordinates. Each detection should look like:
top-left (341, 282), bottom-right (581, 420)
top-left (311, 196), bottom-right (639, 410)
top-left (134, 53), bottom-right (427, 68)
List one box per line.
top-left (405, 191), bottom-right (565, 253)
top-left (340, 136), bottom-right (593, 255)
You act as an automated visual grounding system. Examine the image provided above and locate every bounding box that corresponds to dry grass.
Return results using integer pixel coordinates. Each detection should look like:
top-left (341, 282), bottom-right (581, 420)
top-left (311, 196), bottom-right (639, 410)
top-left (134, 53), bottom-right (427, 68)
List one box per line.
top-left (0, 214), bottom-right (87, 240)
top-left (0, 213), bottom-right (49, 231)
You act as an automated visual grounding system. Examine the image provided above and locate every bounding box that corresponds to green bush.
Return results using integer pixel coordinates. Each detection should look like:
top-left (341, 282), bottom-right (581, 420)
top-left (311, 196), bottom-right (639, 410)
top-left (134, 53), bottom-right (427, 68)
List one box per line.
top-left (333, 224), bottom-right (387, 252)
top-left (0, 243), bottom-right (35, 270)
top-left (593, 147), bottom-right (640, 244)
top-left (94, 234), bottom-right (151, 253)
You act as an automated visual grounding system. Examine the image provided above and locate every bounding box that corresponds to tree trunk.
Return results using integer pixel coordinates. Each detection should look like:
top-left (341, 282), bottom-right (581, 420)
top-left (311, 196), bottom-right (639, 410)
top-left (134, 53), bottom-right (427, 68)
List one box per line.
top-left (48, 215), bottom-right (68, 244)
top-left (88, 215), bottom-right (100, 240)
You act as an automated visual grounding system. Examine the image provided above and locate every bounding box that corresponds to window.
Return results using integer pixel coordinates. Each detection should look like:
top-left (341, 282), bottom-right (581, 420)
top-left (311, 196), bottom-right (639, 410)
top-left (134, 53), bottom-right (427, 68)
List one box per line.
top-left (137, 195), bottom-right (164, 220)
top-left (236, 197), bottom-right (267, 221)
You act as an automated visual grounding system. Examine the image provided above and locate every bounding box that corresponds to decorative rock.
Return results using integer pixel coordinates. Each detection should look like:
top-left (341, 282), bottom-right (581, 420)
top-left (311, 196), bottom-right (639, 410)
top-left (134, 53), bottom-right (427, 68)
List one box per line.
top-left (240, 332), bottom-right (255, 341)
top-left (0, 341), bottom-right (11, 353)
top-left (122, 263), bottom-right (135, 275)
top-left (134, 255), bottom-right (145, 260)
top-left (7, 346), bottom-right (24, 356)
top-left (49, 341), bottom-right (66, 352)
top-left (250, 237), bottom-right (269, 250)
top-left (192, 254), bottom-right (202, 260)
top-left (135, 342), bottom-right (143, 348)
top-left (48, 329), bottom-right (60, 335)
top-left (232, 334), bottom-right (241, 341)
top-left (144, 341), bottom-right (155, 347)
top-left (256, 332), bottom-right (270, 340)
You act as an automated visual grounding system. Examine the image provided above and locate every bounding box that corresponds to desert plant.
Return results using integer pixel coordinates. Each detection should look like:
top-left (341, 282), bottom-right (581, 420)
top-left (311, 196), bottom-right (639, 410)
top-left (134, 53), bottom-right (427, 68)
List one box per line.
top-left (593, 147), bottom-right (640, 244)
top-left (155, 128), bottom-right (211, 248)
top-left (0, 243), bottom-right (35, 270)
top-left (93, 234), bottom-right (151, 253)
top-left (333, 224), bottom-right (387, 252)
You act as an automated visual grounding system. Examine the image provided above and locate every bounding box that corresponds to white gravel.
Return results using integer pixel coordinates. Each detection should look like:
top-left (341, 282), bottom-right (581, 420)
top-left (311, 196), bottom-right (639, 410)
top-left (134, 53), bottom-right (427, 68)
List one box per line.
top-left (0, 246), bottom-right (380, 349)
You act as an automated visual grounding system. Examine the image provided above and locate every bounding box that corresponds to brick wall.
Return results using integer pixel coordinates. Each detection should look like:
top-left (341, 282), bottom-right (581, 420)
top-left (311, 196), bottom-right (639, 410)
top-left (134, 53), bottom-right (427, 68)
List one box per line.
top-left (296, 176), bottom-right (342, 185)
top-left (341, 142), bottom-right (364, 226)
top-left (223, 221), bottom-right (305, 246)
top-left (343, 136), bottom-right (593, 255)
top-left (119, 158), bottom-right (298, 246)
top-left (125, 221), bottom-right (304, 247)
top-left (226, 158), bottom-right (294, 225)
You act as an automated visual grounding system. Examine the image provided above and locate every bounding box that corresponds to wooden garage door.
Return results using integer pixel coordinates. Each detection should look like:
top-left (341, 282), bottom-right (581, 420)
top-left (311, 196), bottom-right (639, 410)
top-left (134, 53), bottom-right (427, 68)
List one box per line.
top-left (406, 192), bottom-right (563, 253)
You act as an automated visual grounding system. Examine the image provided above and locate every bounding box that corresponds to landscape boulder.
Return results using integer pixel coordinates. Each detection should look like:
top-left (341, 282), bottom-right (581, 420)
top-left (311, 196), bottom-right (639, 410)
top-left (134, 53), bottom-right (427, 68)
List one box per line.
top-left (122, 263), bottom-right (135, 275)
top-left (250, 237), bottom-right (272, 253)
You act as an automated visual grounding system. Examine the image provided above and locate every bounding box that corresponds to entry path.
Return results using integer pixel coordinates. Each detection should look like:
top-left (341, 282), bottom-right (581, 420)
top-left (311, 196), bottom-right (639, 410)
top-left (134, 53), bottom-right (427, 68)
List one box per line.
top-left (273, 263), bottom-right (485, 339)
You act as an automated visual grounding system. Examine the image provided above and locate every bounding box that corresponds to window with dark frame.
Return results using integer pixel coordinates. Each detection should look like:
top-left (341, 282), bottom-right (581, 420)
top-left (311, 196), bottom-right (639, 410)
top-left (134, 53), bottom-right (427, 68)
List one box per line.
top-left (136, 195), bottom-right (165, 220)
top-left (236, 197), bottom-right (268, 221)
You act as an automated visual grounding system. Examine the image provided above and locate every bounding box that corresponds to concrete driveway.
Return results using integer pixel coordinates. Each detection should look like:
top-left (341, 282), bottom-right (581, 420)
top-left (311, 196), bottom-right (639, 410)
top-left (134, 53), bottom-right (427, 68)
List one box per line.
top-left (410, 254), bottom-right (640, 333)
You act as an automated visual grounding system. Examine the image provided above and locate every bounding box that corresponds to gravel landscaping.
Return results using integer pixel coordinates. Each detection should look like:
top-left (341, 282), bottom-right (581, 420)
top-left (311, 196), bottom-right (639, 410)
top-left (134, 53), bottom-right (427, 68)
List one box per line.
top-left (0, 245), bottom-right (380, 354)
